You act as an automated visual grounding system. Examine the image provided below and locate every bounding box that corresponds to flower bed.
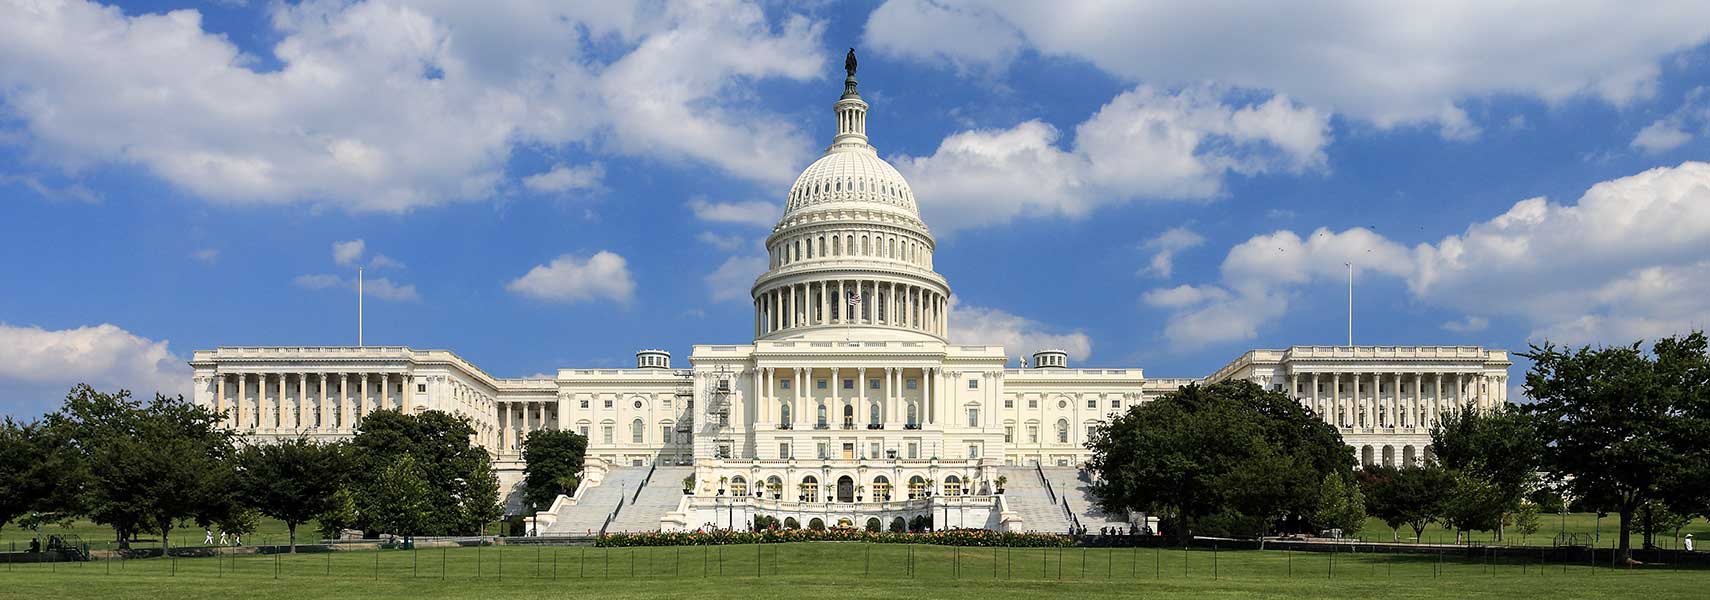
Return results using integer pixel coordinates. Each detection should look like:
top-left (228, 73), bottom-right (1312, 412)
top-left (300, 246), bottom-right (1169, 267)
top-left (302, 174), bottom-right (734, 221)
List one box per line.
top-left (597, 528), bottom-right (1073, 548)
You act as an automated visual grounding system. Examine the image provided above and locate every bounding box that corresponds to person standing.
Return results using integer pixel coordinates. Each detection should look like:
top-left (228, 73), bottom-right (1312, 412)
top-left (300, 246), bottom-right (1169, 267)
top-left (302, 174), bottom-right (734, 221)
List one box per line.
top-left (204, 529), bottom-right (214, 545)
top-left (1686, 534), bottom-right (1694, 552)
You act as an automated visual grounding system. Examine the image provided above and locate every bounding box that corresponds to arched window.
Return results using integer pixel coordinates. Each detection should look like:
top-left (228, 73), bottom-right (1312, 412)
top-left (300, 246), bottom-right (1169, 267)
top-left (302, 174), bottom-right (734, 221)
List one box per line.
top-left (869, 403), bottom-right (880, 425)
top-left (873, 475), bottom-right (891, 501)
top-left (779, 403), bottom-right (791, 425)
top-left (1056, 418), bottom-right (1069, 444)
top-left (800, 476), bottom-right (819, 502)
top-left (908, 475), bottom-right (926, 498)
top-left (943, 475), bottom-right (962, 497)
top-left (906, 403), bottom-right (918, 426)
top-left (631, 418), bottom-right (645, 444)
top-left (817, 404), bottom-right (827, 427)
top-left (766, 475), bottom-right (783, 498)
top-left (731, 476), bottom-right (748, 496)
top-left (818, 236), bottom-right (826, 257)
top-left (843, 403), bottom-right (854, 427)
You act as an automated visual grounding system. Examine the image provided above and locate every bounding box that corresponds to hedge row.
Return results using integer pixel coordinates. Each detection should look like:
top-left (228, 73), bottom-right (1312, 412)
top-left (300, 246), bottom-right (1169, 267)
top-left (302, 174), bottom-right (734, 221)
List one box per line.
top-left (597, 528), bottom-right (1074, 548)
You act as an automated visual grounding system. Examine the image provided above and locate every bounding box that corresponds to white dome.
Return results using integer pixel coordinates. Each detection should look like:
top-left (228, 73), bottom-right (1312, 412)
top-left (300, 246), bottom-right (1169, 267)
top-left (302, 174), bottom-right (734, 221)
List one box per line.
top-left (783, 148), bottom-right (919, 219)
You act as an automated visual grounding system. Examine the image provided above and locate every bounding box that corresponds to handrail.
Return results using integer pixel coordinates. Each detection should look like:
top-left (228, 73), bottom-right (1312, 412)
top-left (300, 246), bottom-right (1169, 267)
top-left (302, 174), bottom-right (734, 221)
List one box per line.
top-left (1037, 463), bottom-right (1056, 504)
top-left (1062, 498), bottom-right (1081, 533)
top-left (599, 494), bottom-right (625, 537)
top-left (634, 463), bottom-right (656, 503)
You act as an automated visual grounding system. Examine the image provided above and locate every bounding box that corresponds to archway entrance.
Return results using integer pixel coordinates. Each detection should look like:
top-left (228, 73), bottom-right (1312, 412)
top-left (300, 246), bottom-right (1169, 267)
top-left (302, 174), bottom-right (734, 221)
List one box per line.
top-left (836, 475), bottom-right (855, 502)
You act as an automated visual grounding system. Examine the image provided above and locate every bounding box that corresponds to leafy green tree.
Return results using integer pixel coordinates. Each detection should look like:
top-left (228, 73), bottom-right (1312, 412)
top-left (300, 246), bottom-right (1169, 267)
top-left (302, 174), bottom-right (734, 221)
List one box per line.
top-left (1314, 472), bottom-right (1365, 536)
top-left (348, 409), bottom-right (501, 536)
top-left (1430, 402), bottom-right (1540, 540)
top-left (1359, 464), bottom-right (1451, 541)
top-left (1636, 499), bottom-right (1691, 549)
top-left (0, 418), bottom-right (81, 535)
top-left (1088, 381), bottom-right (1355, 540)
top-left (1522, 332), bottom-right (1710, 563)
top-left (235, 438), bottom-right (352, 552)
top-left (315, 487), bottom-right (359, 540)
top-left (1512, 501), bottom-right (1542, 544)
top-left (1438, 469), bottom-right (1507, 541)
top-left (363, 454), bottom-right (434, 537)
top-left (46, 385), bottom-right (237, 552)
top-left (520, 429), bottom-right (587, 513)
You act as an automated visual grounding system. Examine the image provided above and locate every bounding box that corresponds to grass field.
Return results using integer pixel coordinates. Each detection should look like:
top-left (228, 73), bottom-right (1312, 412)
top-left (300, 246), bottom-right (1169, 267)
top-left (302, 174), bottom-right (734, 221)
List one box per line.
top-left (1, 541), bottom-right (1705, 599)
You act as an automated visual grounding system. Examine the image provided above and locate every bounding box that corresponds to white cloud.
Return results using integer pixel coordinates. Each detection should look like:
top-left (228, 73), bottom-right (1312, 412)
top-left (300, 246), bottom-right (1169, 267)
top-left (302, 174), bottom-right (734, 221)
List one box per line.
top-left (864, 1), bottom-right (1710, 136)
top-left (507, 251), bottom-right (635, 304)
top-left (895, 85), bottom-right (1329, 232)
top-left (293, 273), bottom-right (419, 301)
top-left (522, 163), bottom-right (604, 194)
top-left (696, 231), bottom-right (750, 252)
top-left (704, 255), bottom-right (767, 302)
top-left (1139, 226), bottom-right (1205, 278)
top-left (1148, 227), bottom-right (1410, 348)
top-left (1632, 121), bottom-right (1692, 154)
top-left (1441, 316), bottom-right (1490, 333)
top-left (1629, 86), bottom-right (1709, 154)
top-left (292, 273), bottom-right (343, 290)
top-left (332, 240), bottom-right (366, 267)
top-left (1156, 161), bottom-right (1710, 348)
top-left (0, 323), bottom-right (190, 408)
top-left (948, 296), bottom-right (1091, 362)
top-left (688, 198), bottom-right (779, 227)
top-left (367, 254), bottom-right (405, 270)
top-left (0, 0), bottom-right (826, 211)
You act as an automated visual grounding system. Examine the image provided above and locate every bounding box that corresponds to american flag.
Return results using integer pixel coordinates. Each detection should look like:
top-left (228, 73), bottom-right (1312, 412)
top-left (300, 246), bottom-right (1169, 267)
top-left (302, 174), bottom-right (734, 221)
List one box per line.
top-left (847, 291), bottom-right (861, 306)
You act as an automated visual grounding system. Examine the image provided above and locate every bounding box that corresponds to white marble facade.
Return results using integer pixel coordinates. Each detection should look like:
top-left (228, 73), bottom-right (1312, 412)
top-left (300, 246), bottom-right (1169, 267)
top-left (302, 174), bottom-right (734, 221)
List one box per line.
top-left (189, 67), bottom-right (1511, 528)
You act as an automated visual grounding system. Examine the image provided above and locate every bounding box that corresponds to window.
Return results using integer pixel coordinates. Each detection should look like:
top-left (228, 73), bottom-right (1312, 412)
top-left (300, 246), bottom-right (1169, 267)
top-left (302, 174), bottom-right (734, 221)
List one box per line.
top-left (1086, 426), bottom-right (1096, 441)
top-left (417, 384), bottom-right (427, 393)
top-left (843, 379), bottom-right (854, 390)
top-left (1110, 399), bottom-right (1121, 408)
top-left (817, 442), bottom-right (830, 459)
top-left (1004, 426), bottom-right (1014, 443)
top-left (1056, 419), bottom-right (1069, 444)
top-left (817, 404), bottom-right (827, 426)
top-left (906, 379), bottom-right (917, 390)
top-left (779, 443), bottom-right (791, 459)
top-left (967, 379), bottom-right (979, 389)
top-left (1028, 398), bottom-right (1038, 409)
top-left (660, 424), bottom-right (671, 442)
top-left (1004, 398), bottom-right (1014, 408)
top-left (602, 425), bottom-right (613, 444)
top-left (943, 476), bottom-right (962, 496)
top-left (870, 403), bottom-right (880, 425)
top-left (966, 408), bottom-right (979, 427)
top-left (580, 399), bottom-right (590, 409)
top-left (906, 403), bottom-right (918, 425)
top-left (1086, 398), bottom-right (1097, 409)
top-left (817, 379), bottom-right (828, 390)
top-left (869, 379), bottom-right (880, 390)
top-left (907, 442), bottom-right (919, 459)
top-left (604, 399), bottom-right (614, 408)
top-left (780, 379), bottom-right (791, 390)
top-left (1027, 425), bottom-right (1039, 443)
top-left (631, 419), bottom-right (644, 443)
top-left (662, 398), bottom-right (672, 408)
top-left (578, 425), bottom-right (590, 437)
top-left (779, 403), bottom-right (791, 424)
top-left (967, 445), bottom-right (979, 459)
top-left (870, 442), bottom-right (881, 458)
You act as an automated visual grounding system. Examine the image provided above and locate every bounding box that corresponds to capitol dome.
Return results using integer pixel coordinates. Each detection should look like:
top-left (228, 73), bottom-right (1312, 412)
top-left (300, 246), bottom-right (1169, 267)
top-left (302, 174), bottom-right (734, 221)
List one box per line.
top-left (750, 56), bottom-right (950, 343)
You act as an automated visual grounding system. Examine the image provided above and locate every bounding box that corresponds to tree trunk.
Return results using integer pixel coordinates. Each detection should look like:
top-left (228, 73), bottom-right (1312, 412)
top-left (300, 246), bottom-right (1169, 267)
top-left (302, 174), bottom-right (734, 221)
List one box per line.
top-left (159, 520), bottom-right (172, 557)
top-left (289, 522), bottom-right (298, 554)
top-left (1617, 504), bottom-right (1634, 565)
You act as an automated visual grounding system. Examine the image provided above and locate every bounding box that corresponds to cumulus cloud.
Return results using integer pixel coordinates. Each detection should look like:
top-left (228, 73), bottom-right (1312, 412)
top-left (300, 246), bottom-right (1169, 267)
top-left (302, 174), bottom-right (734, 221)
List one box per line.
top-left (507, 251), bottom-right (636, 304)
top-left (1156, 161), bottom-right (1710, 348)
top-left (1139, 226), bottom-right (1205, 278)
top-left (1629, 86), bottom-right (1708, 154)
top-left (864, 1), bottom-right (1710, 136)
top-left (894, 85), bottom-right (1329, 232)
top-left (0, 323), bottom-right (190, 415)
top-left (696, 231), bottom-right (750, 252)
top-left (948, 296), bottom-right (1092, 362)
top-left (704, 255), bottom-right (767, 302)
top-left (293, 273), bottom-right (419, 301)
top-left (688, 198), bottom-right (779, 227)
top-left (0, 0), bottom-right (826, 211)
top-left (332, 240), bottom-right (366, 267)
top-left (522, 163), bottom-right (604, 194)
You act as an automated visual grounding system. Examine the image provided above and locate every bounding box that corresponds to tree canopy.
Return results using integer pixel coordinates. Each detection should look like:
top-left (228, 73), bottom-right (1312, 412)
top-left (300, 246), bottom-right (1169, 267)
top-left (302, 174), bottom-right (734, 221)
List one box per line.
top-left (235, 437), bottom-right (352, 551)
top-left (1430, 402), bottom-right (1540, 541)
top-left (348, 410), bottom-right (501, 536)
top-left (1087, 380), bottom-right (1355, 539)
top-left (521, 429), bottom-right (587, 515)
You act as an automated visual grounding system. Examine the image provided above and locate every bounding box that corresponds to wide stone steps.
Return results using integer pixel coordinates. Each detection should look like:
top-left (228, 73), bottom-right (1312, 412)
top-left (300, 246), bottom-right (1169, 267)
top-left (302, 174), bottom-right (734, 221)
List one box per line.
top-left (544, 467), bottom-right (649, 536)
top-left (1039, 467), bottom-right (1131, 530)
top-left (606, 467), bottom-right (694, 533)
top-left (997, 467), bottom-right (1072, 534)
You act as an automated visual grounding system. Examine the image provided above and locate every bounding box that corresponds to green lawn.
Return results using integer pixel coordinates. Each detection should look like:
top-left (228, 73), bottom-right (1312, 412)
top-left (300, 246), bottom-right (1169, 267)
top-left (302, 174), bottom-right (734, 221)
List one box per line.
top-left (1356, 513), bottom-right (1710, 548)
top-left (1, 542), bottom-right (1705, 599)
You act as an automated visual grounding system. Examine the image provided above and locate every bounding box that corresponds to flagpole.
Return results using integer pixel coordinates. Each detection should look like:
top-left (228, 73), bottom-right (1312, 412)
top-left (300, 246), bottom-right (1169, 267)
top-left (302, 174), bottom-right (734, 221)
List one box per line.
top-left (1344, 262), bottom-right (1353, 348)
top-left (358, 267), bottom-right (365, 347)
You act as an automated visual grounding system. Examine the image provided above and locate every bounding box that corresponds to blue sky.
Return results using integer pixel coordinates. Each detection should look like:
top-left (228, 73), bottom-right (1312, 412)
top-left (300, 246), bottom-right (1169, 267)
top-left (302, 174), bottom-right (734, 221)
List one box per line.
top-left (5, 0), bottom-right (1710, 418)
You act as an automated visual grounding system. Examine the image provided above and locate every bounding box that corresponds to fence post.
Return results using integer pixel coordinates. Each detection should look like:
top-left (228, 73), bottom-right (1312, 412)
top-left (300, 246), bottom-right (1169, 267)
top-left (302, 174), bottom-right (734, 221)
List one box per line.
top-left (374, 543), bottom-right (379, 579)
top-left (1328, 543), bottom-right (1334, 580)
top-left (1212, 543), bottom-right (1217, 580)
top-left (274, 547), bottom-right (279, 579)
top-left (442, 546), bottom-right (448, 581)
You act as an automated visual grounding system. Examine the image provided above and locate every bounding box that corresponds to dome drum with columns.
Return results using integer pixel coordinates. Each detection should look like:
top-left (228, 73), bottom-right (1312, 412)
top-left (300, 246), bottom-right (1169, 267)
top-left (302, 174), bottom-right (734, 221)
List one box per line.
top-left (189, 51), bottom-right (1514, 536)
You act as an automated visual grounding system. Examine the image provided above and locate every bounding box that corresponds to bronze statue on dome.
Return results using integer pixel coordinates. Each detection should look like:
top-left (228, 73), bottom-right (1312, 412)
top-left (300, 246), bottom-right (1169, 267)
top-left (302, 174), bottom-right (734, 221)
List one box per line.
top-left (845, 48), bottom-right (857, 78)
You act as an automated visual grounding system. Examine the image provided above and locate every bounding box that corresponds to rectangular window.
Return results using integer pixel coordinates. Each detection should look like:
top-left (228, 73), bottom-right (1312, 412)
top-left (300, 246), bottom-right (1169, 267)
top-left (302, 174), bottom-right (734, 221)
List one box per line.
top-left (662, 398), bottom-right (672, 409)
top-left (417, 384), bottom-right (427, 393)
top-left (1004, 426), bottom-right (1014, 443)
top-left (1400, 383), bottom-right (1409, 393)
top-left (1110, 399), bottom-right (1121, 408)
top-left (966, 408), bottom-right (979, 427)
top-left (604, 399), bottom-right (614, 408)
top-left (1027, 425), bottom-right (1039, 443)
top-left (779, 443), bottom-right (790, 459)
top-left (907, 442), bottom-right (919, 459)
top-left (602, 425), bottom-right (613, 444)
top-left (869, 379), bottom-right (880, 390)
top-left (817, 379), bottom-right (827, 390)
top-left (579, 426), bottom-right (589, 437)
top-left (1028, 398), bottom-right (1038, 409)
top-left (661, 425), bottom-right (671, 442)
top-left (870, 442), bottom-right (881, 458)
top-left (580, 399), bottom-right (590, 409)
top-left (780, 379), bottom-right (791, 389)
top-left (967, 445), bottom-right (979, 459)
top-left (1086, 426), bottom-right (1096, 441)
top-left (1004, 398), bottom-right (1014, 408)
top-left (906, 379), bottom-right (917, 390)
top-left (817, 442), bottom-right (830, 459)
top-left (1337, 384), bottom-right (1346, 394)
top-left (842, 379), bottom-right (855, 390)
top-left (967, 379), bottom-right (979, 389)
top-left (1086, 398), bottom-right (1096, 409)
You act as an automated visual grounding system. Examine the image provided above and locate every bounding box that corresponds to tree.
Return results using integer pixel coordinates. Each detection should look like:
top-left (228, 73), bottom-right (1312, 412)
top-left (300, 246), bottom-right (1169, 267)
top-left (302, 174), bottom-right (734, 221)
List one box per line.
top-left (1314, 472), bottom-right (1365, 536)
top-left (1359, 464), bottom-right (1451, 541)
top-left (1521, 332), bottom-right (1710, 564)
top-left (520, 429), bottom-right (587, 513)
top-left (0, 418), bottom-right (81, 536)
top-left (348, 410), bottom-right (501, 536)
top-left (1512, 501), bottom-right (1542, 544)
top-left (1438, 470), bottom-right (1506, 541)
top-left (46, 385), bottom-right (237, 552)
top-left (1430, 402), bottom-right (1540, 541)
top-left (235, 438), bottom-right (352, 552)
top-left (363, 454), bottom-right (433, 538)
top-left (1088, 381), bottom-right (1355, 540)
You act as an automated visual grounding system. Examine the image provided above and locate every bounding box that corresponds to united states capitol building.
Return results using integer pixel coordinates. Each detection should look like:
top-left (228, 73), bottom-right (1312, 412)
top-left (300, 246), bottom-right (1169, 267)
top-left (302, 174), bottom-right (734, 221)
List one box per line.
top-left (189, 60), bottom-right (1511, 535)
